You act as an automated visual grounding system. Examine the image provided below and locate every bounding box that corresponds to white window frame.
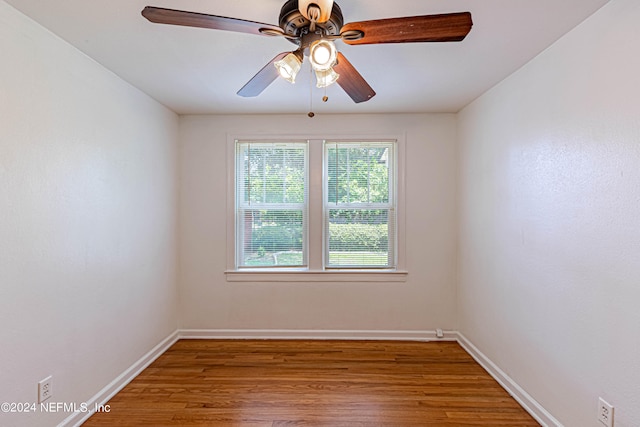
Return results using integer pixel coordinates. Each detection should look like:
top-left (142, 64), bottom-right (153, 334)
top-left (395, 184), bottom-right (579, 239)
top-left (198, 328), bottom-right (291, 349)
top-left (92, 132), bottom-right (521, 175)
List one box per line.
top-left (235, 141), bottom-right (309, 269)
top-left (225, 134), bottom-right (407, 283)
top-left (323, 140), bottom-right (397, 269)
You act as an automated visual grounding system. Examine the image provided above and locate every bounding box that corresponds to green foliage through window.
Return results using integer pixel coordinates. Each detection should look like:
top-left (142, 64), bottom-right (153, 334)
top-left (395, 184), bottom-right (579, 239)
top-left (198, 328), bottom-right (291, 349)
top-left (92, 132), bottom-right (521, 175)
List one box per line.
top-left (327, 146), bottom-right (389, 204)
top-left (325, 142), bottom-right (395, 268)
top-left (237, 142), bottom-right (307, 267)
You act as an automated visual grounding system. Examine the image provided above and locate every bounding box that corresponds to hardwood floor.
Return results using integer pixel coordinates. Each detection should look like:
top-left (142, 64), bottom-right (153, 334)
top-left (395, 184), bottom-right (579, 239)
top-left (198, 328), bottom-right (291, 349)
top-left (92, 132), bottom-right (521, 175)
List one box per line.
top-left (83, 340), bottom-right (539, 426)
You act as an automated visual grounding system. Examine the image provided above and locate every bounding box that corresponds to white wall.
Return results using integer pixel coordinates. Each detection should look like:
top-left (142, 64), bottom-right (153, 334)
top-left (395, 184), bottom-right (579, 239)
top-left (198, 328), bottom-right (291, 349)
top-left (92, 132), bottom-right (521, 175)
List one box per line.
top-left (457, 0), bottom-right (640, 425)
top-left (179, 114), bottom-right (458, 334)
top-left (0, 2), bottom-right (179, 426)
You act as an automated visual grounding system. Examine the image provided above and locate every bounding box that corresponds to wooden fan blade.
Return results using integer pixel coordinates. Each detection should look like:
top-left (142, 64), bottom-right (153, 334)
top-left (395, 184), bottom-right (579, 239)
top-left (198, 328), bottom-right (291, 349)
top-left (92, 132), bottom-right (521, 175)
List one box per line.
top-left (237, 52), bottom-right (289, 97)
top-left (333, 52), bottom-right (376, 103)
top-left (341, 12), bottom-right (472, 45)
top-left (141, 6), bottom-right (283, 36)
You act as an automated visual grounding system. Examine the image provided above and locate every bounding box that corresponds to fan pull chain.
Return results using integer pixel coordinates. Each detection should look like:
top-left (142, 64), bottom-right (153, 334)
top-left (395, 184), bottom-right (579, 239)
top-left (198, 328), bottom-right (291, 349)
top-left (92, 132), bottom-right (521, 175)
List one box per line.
top-left (308, 68), bottom-right (331, 117)
top-left (308, 64), bottom-right (315, 118)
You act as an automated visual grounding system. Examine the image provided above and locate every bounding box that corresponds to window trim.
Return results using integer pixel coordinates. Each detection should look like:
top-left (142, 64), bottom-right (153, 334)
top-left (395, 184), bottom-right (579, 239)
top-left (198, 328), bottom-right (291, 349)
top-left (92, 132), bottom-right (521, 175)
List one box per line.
top-left (234, 140), bottom-right (309, 269)
top-left (226, 132), bottom-right (407, 282)
top-left (323, 140), bottom-right (397, 269)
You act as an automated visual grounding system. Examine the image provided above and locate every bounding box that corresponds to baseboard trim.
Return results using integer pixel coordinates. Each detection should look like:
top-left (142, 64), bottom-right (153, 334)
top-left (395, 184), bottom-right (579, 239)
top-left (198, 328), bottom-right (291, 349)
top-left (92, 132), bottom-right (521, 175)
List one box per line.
top-left (179, 328), bottom-right (458, 341)
top-left (455, 332), bottom-right (562, 427)
top-left (60, 330), bottom-right (179, 427)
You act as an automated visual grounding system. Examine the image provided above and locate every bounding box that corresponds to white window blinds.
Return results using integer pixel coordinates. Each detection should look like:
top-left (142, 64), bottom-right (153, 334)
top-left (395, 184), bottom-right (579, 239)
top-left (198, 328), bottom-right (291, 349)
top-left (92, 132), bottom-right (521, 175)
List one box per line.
top-left (324, 141), bottom-right (396, 269)
top-left (236, 142), bottom-right (308, 268)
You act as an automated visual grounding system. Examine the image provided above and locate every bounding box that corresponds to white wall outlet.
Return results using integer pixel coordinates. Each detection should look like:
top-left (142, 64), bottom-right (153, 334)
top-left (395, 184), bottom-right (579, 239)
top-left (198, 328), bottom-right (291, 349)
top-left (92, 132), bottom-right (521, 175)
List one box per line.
top-left (598, 397), bottom-right (614, 427)
top-left (38, 376), bottom-right (53, 403)
top-left (436, 328), bottom-right (444, 338)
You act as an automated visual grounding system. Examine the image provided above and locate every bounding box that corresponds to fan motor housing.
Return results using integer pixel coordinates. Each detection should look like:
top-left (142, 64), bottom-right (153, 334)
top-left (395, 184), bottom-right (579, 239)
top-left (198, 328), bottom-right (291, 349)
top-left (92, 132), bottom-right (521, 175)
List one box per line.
top-left (279, 0), bottom-right (344, 41)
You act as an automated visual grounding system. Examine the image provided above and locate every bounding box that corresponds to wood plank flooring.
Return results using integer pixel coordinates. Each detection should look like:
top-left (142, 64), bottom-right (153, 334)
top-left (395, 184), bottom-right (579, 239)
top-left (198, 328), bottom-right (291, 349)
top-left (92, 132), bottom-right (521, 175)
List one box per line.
top-left (83, 340), bottom-right (539, 426)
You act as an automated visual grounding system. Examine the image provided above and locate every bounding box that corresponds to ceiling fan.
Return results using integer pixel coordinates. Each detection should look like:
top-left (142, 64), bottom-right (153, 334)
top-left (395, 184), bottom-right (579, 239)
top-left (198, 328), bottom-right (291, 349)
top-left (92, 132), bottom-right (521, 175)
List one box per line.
top-left (142, 0), bottom-right (472, 104)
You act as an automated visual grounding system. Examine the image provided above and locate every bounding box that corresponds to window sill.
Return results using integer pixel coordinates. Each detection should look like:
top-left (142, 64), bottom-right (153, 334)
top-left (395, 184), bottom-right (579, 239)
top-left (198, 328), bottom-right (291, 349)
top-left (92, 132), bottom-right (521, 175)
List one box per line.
top-left (225, 269), bottom-right (408, 283)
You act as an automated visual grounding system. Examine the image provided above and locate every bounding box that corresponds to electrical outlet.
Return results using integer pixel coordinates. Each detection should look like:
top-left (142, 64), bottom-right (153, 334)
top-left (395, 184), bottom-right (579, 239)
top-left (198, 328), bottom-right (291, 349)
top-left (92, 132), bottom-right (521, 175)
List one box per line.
top-left (436, 328), bottom-right (444, 338)
top-left (598, 397), bottom-right (614, 427)
top-left (38, 376), bottom-right (53, 403)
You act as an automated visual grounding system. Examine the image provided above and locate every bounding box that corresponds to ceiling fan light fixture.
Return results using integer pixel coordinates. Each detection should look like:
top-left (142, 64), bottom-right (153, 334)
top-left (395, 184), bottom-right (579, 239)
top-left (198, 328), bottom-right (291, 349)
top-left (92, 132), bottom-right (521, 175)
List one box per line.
top-left (315, 68), bottom-right (340, 88)
top-left (142, 4), bottom-right (472, 104)
top-left (274, 51), bottom-right (303, 83)
top-left (309, 40), bottom-right (337, 72)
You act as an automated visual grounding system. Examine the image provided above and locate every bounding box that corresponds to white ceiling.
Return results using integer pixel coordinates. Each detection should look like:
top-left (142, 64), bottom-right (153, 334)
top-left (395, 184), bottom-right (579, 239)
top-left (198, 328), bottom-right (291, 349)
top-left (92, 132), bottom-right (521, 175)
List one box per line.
top-left (5, 0), bottom-right (610, 115)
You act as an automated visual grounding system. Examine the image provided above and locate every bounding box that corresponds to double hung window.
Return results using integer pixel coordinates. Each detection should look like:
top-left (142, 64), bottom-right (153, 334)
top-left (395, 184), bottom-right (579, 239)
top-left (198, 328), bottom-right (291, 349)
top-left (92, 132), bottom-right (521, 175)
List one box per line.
top-left (234, 138), bottom-right (398, 272)
top-left (235, 142), bottom-right (308, 268)
top-left (325, 142), bottom-right (395, 268)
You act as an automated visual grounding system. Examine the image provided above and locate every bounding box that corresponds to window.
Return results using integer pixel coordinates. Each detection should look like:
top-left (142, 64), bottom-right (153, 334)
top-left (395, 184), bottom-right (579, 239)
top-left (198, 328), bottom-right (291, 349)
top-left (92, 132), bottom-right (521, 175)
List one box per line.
top-left (230, 137), bottom-right (404, 280)
top-left (325, 142), bottom-right (395, 269)
top-left (235, 141), bottom-right (308, 268)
